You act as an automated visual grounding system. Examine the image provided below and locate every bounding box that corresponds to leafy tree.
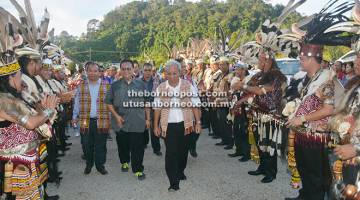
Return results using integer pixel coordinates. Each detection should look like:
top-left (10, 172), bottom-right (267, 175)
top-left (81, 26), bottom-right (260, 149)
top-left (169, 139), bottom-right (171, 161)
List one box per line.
top-left (59, 0), bottom-right (303, 66)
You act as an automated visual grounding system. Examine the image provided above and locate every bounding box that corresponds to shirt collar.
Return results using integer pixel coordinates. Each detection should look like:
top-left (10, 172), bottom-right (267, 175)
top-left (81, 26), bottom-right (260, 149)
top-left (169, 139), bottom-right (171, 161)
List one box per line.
top-left (166, 79), bottom-right (181, 90)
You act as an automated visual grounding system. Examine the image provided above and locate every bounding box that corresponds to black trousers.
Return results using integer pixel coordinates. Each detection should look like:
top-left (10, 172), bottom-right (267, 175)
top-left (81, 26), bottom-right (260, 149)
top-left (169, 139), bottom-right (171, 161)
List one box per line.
top-left (217, 108), bottom-right (234, 146)
top-left (188, 132), bottom-right (200, 151)
top-left (83, 119), bottom-right (108, 170)
top-left (254, 122), bottom-right (277, 178)
top-left (46, 138), bottom-right (59, 180)
top-left (144, 128), bottom-right (161, 152)
top-left (80, 133), bottom-right (86, 155)
top-left (116, 130), bottom-right (145, 173)
top-left (201, 107), bottom-right (210, 129)
top-left (165, 122), bottom-right (189, 187)
top-left (295, 138), bottom-right (331, 200)
top-left (233, 115), bottom-right (250, 157)
top-left (209, 108), bottom-right (219, 136)
top-left (343, 165), bottom-right (360, 185)
top-left (56, 111), bottom-right (67, 151)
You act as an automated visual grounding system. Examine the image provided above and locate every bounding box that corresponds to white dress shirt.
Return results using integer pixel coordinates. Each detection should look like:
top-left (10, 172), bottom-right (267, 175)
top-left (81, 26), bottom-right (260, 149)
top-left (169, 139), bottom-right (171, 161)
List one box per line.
top-left (154, 79), bottom-right (201, 123)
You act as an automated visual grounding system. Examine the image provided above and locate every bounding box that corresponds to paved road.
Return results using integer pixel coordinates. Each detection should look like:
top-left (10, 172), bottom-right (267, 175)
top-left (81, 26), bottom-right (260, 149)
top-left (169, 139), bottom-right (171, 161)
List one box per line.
top-left (48, 129), bottom-right (297, 200)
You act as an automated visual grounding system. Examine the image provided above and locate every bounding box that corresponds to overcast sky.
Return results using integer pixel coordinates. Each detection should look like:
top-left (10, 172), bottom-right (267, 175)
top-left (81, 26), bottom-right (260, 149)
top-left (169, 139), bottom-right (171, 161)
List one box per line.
top-left (0, 0), bottom-right (328, 37)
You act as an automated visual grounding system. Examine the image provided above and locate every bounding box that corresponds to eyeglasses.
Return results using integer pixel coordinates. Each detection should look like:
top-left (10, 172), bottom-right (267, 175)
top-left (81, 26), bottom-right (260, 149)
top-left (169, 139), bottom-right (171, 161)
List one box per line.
top-left (166, 72), bottom-right (179, 76)
top-left (121, 67), bottom-right (132, 71)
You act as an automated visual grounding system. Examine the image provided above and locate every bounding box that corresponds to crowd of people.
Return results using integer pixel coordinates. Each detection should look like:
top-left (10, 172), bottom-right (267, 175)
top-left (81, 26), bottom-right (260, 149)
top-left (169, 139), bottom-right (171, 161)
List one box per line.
top-left (2, 0), bottom-right (360, 200)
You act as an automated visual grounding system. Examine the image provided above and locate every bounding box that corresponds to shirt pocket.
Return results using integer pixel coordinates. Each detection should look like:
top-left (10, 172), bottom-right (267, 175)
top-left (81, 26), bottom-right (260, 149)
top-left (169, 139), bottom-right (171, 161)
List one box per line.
top-left (113, 87), bottom-right (126, 108)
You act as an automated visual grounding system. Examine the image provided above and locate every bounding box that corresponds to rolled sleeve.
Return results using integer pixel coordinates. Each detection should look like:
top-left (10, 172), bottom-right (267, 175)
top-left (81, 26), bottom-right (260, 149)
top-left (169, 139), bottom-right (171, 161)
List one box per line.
top-left (105, 84), bottom-right (114, 105)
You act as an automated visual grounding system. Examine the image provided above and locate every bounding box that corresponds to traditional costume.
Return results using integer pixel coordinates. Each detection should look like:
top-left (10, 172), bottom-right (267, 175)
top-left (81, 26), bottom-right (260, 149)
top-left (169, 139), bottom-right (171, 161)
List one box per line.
top-left (0, 10), bottom-right (54, 199)
top-left (240, 0), bottom-right (307, 184)
top-left (279, 0), bottom-right (355, 199)
top-left (321, 1), bottom-right (360, 199)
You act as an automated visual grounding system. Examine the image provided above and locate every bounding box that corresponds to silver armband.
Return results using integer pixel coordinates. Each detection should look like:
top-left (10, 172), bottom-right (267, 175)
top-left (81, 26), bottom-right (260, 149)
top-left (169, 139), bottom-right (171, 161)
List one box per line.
top-left (323, 99), bottom-right (334, 105)
top-left (43, 108), bottom-right (55, 119)
top-left (19, 115), bottom-right (29, 126)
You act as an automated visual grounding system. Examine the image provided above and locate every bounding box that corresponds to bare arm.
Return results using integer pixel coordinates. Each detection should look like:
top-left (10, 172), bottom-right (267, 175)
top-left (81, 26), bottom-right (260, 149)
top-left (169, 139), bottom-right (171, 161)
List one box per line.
top-left (303, 104), bottom-right (333, 122)
top-left (107, 104), bottom-right (120, 119)
top-left (287, 104), bottom-right (334, 127)
top-left (192, 108), bottom-right (201, 123)
top-left (0, 111), bottom-right (50, 130)
top-left (153, 109), bottom-right (160, 128)
top-left (153, 109), bottom-right (161, 137)
top-left (243, 85), bottom-right (274, 96)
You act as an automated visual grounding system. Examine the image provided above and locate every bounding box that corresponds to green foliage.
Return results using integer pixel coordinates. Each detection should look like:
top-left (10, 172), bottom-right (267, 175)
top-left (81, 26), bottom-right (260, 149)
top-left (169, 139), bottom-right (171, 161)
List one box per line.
top-left (323, 46), bottom-right (351, 62)
top-left (59, 0), bottom-right (302, 66)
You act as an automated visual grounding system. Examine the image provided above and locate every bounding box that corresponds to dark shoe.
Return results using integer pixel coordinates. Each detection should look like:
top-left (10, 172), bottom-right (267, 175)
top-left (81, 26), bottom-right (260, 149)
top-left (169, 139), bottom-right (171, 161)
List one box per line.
top-left (224, 145), bottom-right (233, 150)
top-left (62, 147), bottom-right (70, 151)
top-left (208, 133), bottom-right (214, 136)
top-left (107, 135), bottom-right (113, 141)
top-left (81, 154), bottom-right (86, 160)
top-left (168, 185), bottom-right (180, 192)
top-left (121, 163), bottom-right (129, 172)
top-left (44, 194), bottom-right (60, 200)
top-left (189, 150), bottom-right (198, 158)
top-left (215, 141), bottom-right (226, 146)
top-left (284, 196), bottom-right (303, 200)
top-left (201, 124), bottom-right (209, 129)
top-left (97, 168), bottom-right (108, 175)
top-left (212, 135), bottom-right (221, 139)
top-left (248, 169), bottom-right (265, 176)
top-left (135, 172), bottom-right (146, 180)
top-left (239, 156), bottom-right (250, 162)
top-left (228, 152), bottom-right (243, 157)
top-left (84, 166), bottom-right (92, 175)
top-left (55, 158), bottom-right (61, 162)
top-left (47, 177), bottom-right (62, 183)
top-left (261, 176), bottom-right (275, 183)
top-left (57, 171), bottom-right (63, 176)
top-left (154, 151), bottom-right (162, 156)
top-left (57, 153), bottom-right (65, 157)
top-left (179, 174), bottom-right (187, 181)
top-left (65, 142), bottom-right (72, 146)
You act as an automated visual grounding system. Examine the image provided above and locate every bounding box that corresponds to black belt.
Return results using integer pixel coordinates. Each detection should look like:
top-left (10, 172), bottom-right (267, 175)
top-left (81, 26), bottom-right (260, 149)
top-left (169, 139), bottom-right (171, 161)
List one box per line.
top-left (90, 118), bottom-right (98, 120)
top-left (168, 121), bottom-right (184, 125)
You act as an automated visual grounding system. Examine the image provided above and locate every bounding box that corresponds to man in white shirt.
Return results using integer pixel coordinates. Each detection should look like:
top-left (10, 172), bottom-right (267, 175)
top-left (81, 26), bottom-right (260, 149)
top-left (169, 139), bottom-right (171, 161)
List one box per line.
top-left (153, 60), bottom-right (201, 192)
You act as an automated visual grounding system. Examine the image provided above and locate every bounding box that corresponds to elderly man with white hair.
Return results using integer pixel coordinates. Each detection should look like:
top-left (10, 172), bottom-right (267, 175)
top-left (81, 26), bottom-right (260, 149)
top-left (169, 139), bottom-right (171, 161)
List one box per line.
top-left (153, 60), bottom-right (201, 192)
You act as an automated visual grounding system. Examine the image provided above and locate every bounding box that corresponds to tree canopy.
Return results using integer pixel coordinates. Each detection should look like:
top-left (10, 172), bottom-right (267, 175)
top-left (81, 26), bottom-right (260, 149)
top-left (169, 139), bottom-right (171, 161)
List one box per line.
top-left (57, 0), bottom-right (347, 66)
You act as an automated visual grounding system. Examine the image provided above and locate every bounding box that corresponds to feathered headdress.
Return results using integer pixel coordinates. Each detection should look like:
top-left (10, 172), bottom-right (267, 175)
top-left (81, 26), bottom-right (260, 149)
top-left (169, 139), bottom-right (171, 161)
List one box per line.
top-left (9, 0), bottom-right (50, 59)
top-left (162, 42), bottom-right (182, 60)
top-left (0, 7), bottom-right (23, 76)
top-left (42, 42), bottom-right (66, 72)
top-left (244, 0), bottom-right (307, 59)
top-left (162, 38), bottom-right (211, 62)
top-left (325, 0), bottom-right (360, 54)
top-left (279, 0), bottom-right (354, 57)
top-left (210, 25), bottom-right (246, 59)
top-left (185, 38), bottom-right (211, 60)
